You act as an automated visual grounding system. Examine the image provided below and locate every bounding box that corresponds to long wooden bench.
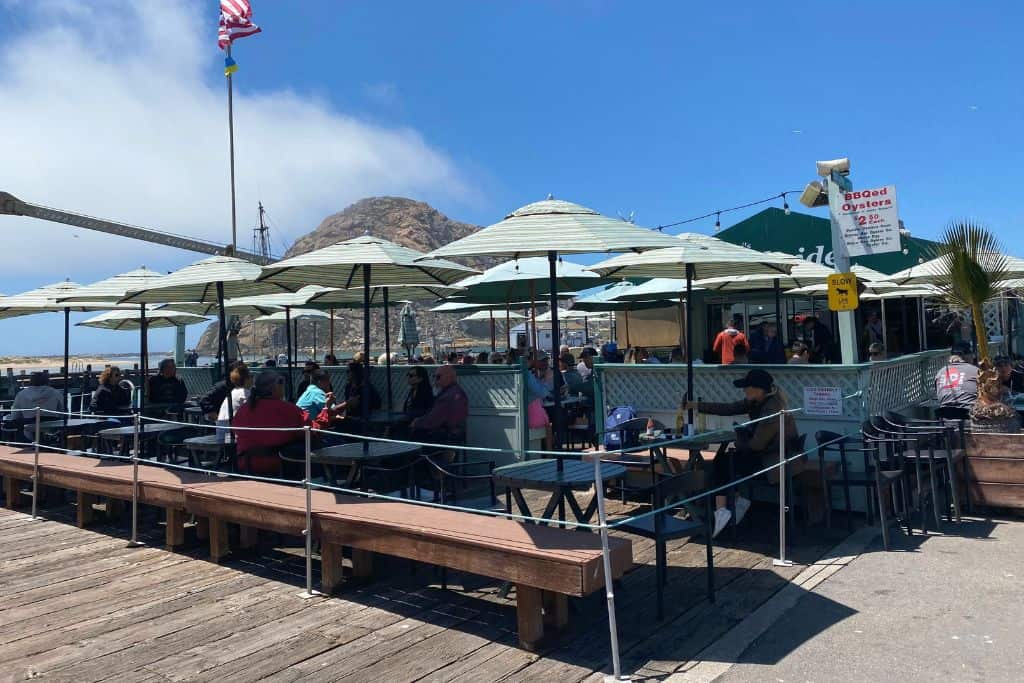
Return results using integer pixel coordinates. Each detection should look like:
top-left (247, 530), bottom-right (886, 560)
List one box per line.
top-left (0, 446), bottom-right (218, 547)
top-left (182, 478), bottom-right (633, 650)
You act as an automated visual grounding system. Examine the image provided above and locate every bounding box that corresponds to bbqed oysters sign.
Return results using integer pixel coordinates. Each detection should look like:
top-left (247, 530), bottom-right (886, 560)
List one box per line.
top-left (835, 184), bottom-right (900, 257)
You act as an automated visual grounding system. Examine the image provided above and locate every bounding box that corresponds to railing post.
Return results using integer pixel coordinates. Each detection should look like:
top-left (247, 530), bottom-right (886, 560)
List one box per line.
top-left (128, 412), bottom-right (143, 547)
top-left (773, 410), bottom-right (793, 567)
top-left (593, 451), bottom-right (624, 680)
top-left (299, 426), bottom-right (321, 599)
top-left (31, 406), bottom-right (40, 519)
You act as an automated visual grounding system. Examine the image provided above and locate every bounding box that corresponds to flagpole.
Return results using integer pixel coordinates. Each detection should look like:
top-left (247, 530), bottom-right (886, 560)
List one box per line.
top-left (226, 44), bottom-right (238, 252)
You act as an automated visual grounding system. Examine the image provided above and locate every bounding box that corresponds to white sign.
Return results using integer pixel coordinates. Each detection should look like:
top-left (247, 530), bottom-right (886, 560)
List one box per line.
top-left (833, 184), bottom-right (900, 257)
top-left (803, 386), bottom-right (843, 416)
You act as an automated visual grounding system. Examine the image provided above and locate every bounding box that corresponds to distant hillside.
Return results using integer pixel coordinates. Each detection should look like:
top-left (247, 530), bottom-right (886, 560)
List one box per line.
top-left (197, 197), bottom-right (496, 358)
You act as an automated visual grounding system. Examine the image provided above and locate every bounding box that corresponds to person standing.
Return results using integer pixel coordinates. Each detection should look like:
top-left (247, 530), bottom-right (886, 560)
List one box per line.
top-left (934, 341), bottom-right (979, 419)
top-left (712, 320), bottom-right (748, 365)
top-left (749, 322), bottom-right (786, 364)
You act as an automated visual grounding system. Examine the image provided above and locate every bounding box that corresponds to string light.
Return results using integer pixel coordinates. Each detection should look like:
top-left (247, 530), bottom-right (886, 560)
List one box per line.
top-left (714, 212), bottom-right (721, 233)
top-left (655, 189), bottom-right (805, 232)
top-left (782, 192), bottom-right (791, 216)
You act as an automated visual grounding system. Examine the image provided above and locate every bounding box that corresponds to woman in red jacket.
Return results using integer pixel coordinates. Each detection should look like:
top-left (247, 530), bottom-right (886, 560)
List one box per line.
top-left (231, 372), bottom-right (305, 474)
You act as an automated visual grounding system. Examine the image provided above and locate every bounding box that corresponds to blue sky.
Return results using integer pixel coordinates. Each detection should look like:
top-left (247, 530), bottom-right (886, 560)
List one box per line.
top-left (0, 0), bottom-right (1020, 354)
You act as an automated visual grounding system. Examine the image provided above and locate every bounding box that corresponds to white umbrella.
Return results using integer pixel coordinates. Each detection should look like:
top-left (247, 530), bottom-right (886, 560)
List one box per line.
top-left (252, 309), bottom-right (331, 323)
top-left (460, 309), bottom-right (526, 321)
top-left (397, 302), bottom-right (420, 358)
top-left (78, 309), bottom-right (209, 330)
top-left (589, 233), bottom-right (798, 415)
top-left (889, 252), bottom-right (1024, 286)
top-left (426, 197), bottom-right (681, 445)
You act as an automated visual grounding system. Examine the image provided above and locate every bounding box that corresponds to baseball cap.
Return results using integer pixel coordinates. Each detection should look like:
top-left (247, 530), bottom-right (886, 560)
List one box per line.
top-left (733, 369), bottom-right (774, 391)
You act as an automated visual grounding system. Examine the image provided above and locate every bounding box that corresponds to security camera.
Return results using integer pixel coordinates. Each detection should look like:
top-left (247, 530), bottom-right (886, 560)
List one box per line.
top-left (816, 157), bottom-right (850, 177)
top-left (798, 180), bottom-right (828, 208)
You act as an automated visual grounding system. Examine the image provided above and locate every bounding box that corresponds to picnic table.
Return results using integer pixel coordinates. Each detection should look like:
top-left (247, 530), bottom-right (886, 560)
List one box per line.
top-left (492, 458), bottom-right (627, 525)
top-left (311, 441), bottom-right (421, 488)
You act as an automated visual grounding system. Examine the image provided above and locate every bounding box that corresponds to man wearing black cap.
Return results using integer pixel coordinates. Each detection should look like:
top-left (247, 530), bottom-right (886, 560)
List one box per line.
top-left (934, 341), bottom-right (978, 420)
top-left (686, 368), bottom-right (797, 537)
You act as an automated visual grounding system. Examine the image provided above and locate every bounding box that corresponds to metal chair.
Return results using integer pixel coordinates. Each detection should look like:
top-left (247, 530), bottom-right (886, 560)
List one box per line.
top-left (816, 430), bottom-right (910, 550)
top-left (881, 412), bottom-right (963, 525)
top-left (611, 470), bottom-right (713, 620)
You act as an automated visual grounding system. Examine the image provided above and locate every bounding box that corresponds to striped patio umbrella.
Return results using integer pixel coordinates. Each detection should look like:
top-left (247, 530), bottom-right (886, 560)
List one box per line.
top-left (447, 257), bottom-right (608, 304)
top-left (425, 197), bottom-right (681, 446)
top-left (397, 303), bottom-right (420, 357)
top-left (460, 309), bottom-right (526, 321)
top-left (888, 252), bottom-right (1024, 286)
top-left (571, 281), bottom-right (679, 348)
top-left (590, 233), bottom-right (798, 416)
top-left (78, 309), bottom-right (209, 331)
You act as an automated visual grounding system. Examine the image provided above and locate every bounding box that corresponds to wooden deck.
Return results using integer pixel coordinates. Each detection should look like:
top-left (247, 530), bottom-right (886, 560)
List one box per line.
top-left (0, 492), bottom-right (853, 681)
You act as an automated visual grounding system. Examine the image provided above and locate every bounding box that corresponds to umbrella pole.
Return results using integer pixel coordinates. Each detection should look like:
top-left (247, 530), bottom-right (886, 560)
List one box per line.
top-left (547, 251), bottom-right (564, 453)
top-left (362, 266), bottom-right (371, 453)
top-left (624, 309), bottom-right (631, 349)
top-left (685, 264), bottom-right (695, 433)
top-left (489, 309), bottom-right (496, 353)
top-left (63, 307), bottom-right (70, 429)
top-left (881, 298), bottom-right (889, 353)
top-left (585, 315), bottom-right (590, 345)
top-left (216, 282), bottom-right (234, 427)
top-left (774, 278), bottom-right (783, 339)
top-left (505, 305), bottom-right (511, 350)
top-left (529, 281), bottom-right (538, 352)
top-left (139, 304), bottom-right (148, 419)
top-left (285, 306), bottom-right (293, 400)
top-left (329, 308), bottom-right (335, 359)
top-left (384, 287), bottom-right (393, 413)
top-left (900, 296), bottom-right (909, 354)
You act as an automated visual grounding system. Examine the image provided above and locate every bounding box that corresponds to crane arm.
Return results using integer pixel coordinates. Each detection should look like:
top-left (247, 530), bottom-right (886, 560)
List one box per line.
top-left (0, 191), bottom-right (273, 264)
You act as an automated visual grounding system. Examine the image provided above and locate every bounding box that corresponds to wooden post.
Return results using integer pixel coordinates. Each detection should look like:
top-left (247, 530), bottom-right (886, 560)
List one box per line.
top-left (239, 524), bottom-right (259, 550)
top-left (165, 508), bottom-right (185, 549)
top-left (208, 518), bottom-right (230, 562)
top-left (350, 547), bottom-right (374, 579)
top-left (516, 584), bottom-right (545, 651)
top-left (320, 542), bottom-right (344, 593)
top-left (4, 477), bottom-right (27, 510)
top-left (196, 516), bottom-right (210, 540)
top-left (77, 491), bottom-right (97, 527)
top-left (542, 589), bottom-right (569, 632)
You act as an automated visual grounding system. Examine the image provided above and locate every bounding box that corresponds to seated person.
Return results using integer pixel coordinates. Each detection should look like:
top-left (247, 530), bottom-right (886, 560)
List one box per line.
top-left (340, 360), bottom-right (382, 417)
top-left (146, 359), bottom-right (188, 409)
top-left (685, 369), bottom-right (797, 538)
top-left (559, 352), bottom-right (592, 399)
top-left (410, 365), bottom-right (468, 445)
top-left (231, 372), bottom-right (305, 474)
top-left (787, 341), bottom-right (810, 364)
top-left (198, 360), bottom-right (247, 421)
top-left (296, 369), bottom-right (346, 429)
top-left (216, 364), bottom-right (252, 443)
top-left (868, 342), bottom-right (886, 362)
top-left (970, 359), bottom-right (1020, 433)
top-left (934, 341), bottom-right (978, 420)
top-left (295, 360), bottom-right (320, 397)
top-left (90, 366), bottom-right (132, 416)
top-left (12, 371), bottom-right (64, 438)
top-left (731, 342), bottom-right (749, 364)
top-left (403, 366), bottom-right (434, 420)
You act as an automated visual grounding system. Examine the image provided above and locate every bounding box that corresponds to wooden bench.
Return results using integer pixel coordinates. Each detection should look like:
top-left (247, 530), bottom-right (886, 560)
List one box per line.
top-left (180, 478), bottom-right (634, 650)
top-left (316, 501), bottom-right (633, 651)
top-left (0, 445), bottom-right (218, 547)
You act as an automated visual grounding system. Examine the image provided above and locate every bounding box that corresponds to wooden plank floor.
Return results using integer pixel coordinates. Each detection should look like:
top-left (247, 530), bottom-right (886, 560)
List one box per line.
top-left (0, 489), bottom-right (854, 682)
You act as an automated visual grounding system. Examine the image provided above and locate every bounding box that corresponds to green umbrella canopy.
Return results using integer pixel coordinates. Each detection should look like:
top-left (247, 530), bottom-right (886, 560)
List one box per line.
top-left (571, 281), bottom-right (678, 312)
top-left (256, 235), bottom-right (478, 290)
top-left (162, 285), bottom-right (337, 316)
top-left (77, 308), bottom-right (209, 331)
top-left (0, 280), bottom-right (134, 320)
top-left (611, 278), bottom-right (703, 302)
top-left (119, 255), bottom-right (292, 304)
top-left (54, 267), bottom-right (166, 303)
top-left (860, 286), bottom-right (942, 300)
top-left (460, 309), bottom-right (527, 321)
top-left (305, 283), bottom-right (461, 307)
top-left (447, 257), bottom-right (609, 304)
top-left (535, 308), bottom-right (610, 322)
top-left (888, 252), bottom-right (1024, 286)
top-left (589, 232), bottom-right (799, 279)
top-left (693, 255), bottom-right (834, 292)
top-left (252, 309), bottom-right (332, 323)
top-left (425, 198), bottom-right (681, 260)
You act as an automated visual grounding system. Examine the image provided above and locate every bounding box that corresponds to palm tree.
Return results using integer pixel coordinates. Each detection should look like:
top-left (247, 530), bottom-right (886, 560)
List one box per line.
top-left (930, 221), bottom-right (1008, 361)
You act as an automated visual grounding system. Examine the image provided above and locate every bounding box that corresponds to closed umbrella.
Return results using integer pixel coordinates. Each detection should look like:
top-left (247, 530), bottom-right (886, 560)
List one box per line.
top-left (590, 233), bottom-right (797, 430)
top-left (425, 196), bottom-right (681, 448)
top-left (398, 303), bottom-right (421, 358)
top-left (257, 236), bottom-right (478, 433)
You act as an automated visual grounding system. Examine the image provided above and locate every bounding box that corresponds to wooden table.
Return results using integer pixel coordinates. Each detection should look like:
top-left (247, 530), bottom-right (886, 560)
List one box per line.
top-left (493, 458), bottom-right (627, 525)
top-left (97, 422), bottom-right (184, 457)
top-left (311, 441), bottom-right (421, 488)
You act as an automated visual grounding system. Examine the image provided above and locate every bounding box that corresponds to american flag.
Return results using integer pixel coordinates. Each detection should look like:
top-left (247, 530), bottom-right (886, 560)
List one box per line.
top-left (218, 0), bottom-right (261, 50)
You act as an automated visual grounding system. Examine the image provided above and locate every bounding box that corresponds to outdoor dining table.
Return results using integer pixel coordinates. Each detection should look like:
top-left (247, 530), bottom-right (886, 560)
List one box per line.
top-left (492, 458), bottom-right (628, 526)
top-left (182, 434), bottom-right (235, 469)
top-left (97, 422), bottom-right (184, 458)
top-left (183, 406), bottom-right (208, 424)
top-left (310, 441), bottom-right (422, 489)
top-left (38, 417), bottom-right (110, 432)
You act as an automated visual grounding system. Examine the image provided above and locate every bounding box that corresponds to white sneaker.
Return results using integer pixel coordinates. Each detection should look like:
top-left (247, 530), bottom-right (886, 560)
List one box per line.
top-left (734, 496), bottom-right (751, 525)
top-left (712, 507), bottom-right (732, 538)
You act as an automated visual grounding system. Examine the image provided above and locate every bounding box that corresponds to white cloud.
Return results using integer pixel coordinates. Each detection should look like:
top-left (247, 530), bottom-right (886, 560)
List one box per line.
top-left (0, 0), bottom-right (466, 280)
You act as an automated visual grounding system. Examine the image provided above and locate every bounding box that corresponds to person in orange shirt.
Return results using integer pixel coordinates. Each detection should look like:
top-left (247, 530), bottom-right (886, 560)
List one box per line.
top-left (712, 320), bottom-right (748, 364)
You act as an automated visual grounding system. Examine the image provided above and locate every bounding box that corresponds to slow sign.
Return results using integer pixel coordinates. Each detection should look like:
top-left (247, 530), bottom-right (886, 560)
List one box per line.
top-left (827, 272), bottom-right (858, 312)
